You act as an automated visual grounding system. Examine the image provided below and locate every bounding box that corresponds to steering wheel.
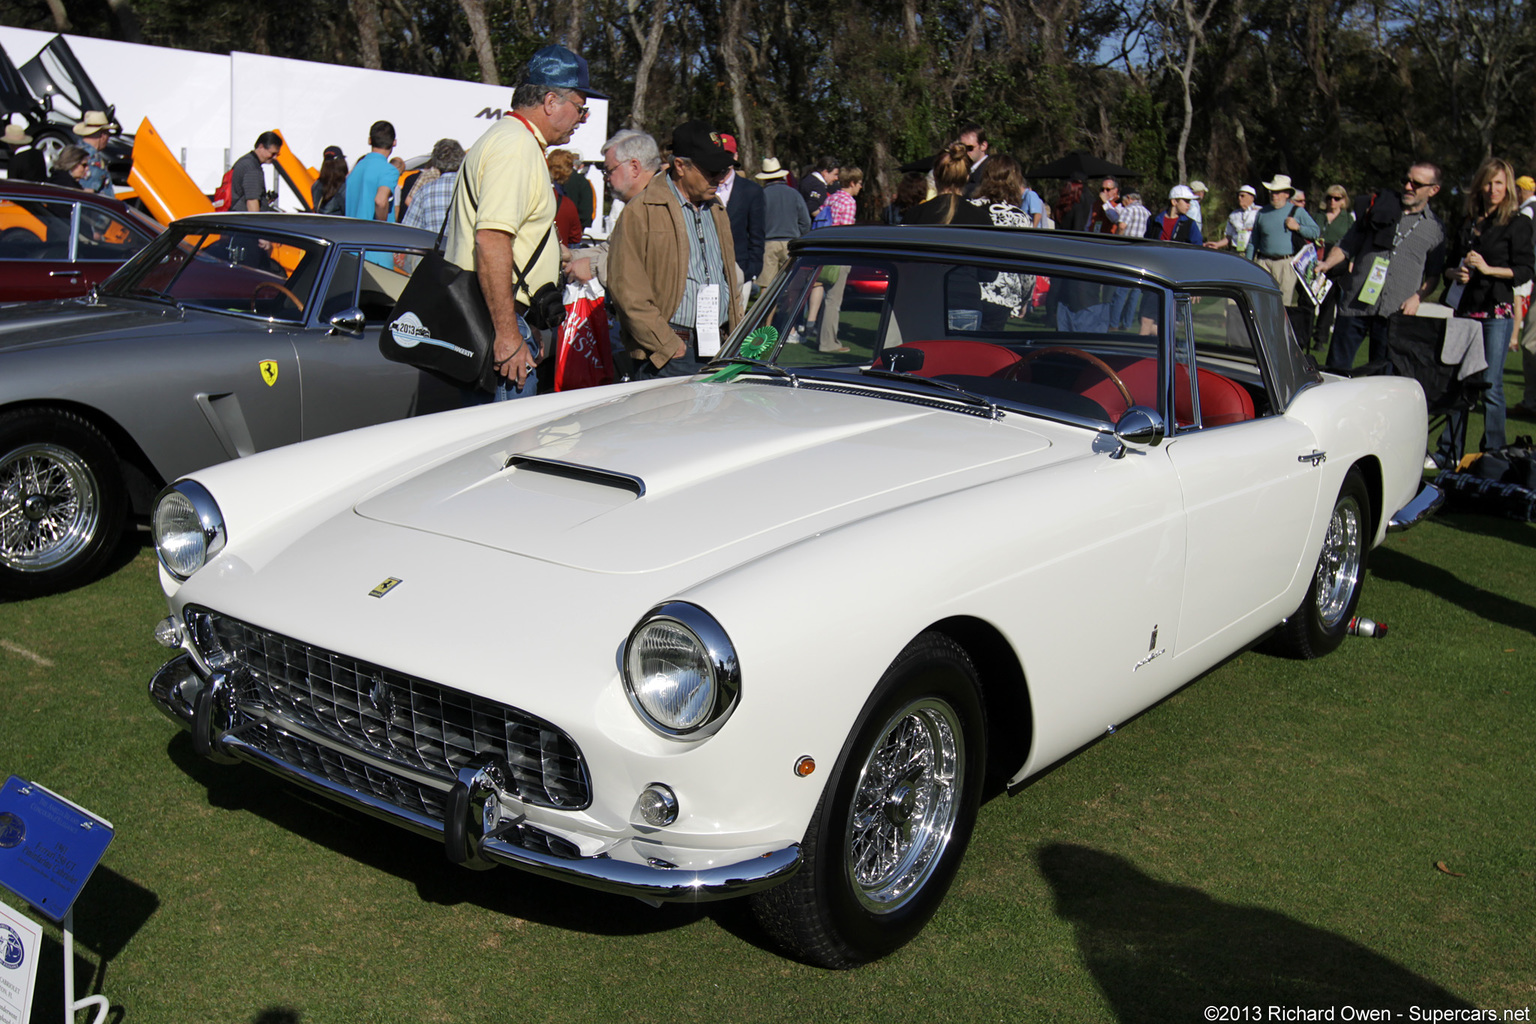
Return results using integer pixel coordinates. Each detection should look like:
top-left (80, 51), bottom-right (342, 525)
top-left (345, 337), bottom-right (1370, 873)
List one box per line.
top-left (1006, 346), bottom-right (1134, 415)
top-left (252, 282), bottom-right (305, 312)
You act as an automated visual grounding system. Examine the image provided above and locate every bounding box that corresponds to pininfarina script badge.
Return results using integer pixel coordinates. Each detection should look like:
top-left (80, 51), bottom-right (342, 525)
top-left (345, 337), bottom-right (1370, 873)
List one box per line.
top-left (369, 577), bottom-right (403, 598)
top-left (389, 312), bottom-right (473, 358)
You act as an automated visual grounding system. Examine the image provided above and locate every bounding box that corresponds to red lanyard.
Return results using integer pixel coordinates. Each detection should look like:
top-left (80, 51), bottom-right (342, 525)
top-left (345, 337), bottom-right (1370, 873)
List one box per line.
top-left (510, 112), bottom-right (546, 150)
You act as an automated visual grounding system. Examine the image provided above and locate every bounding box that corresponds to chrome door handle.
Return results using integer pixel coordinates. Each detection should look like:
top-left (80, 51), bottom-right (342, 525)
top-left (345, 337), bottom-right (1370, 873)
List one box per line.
top-left (49, 269), bottom-right (83, 278)
top-left (1298, 450), bottom-right (1327, 467)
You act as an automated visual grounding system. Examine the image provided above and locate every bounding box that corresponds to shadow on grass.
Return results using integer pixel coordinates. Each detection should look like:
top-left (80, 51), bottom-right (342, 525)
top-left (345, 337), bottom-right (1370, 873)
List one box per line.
top-left (1038, 844), bottom-right (1473, 1021)
top-left (165, 734), bottom-right (711, 941)
top-left (27, 866), bottom-right (158, 1024)
top-left (1423, 509), bottom-right (1536, 551)
top-left (1370, 546), bottom-right (1536, 638)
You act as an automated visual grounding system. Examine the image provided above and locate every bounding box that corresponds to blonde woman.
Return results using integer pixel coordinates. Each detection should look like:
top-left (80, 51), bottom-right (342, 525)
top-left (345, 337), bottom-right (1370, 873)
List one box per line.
top-left (1436, 157), bottom-right (1534, 464)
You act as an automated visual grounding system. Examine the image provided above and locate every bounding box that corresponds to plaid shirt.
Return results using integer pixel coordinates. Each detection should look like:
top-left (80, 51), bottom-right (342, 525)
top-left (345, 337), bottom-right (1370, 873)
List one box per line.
top-left (824, 187), bottom-right (858, 227)
top-left (402, 172), bottom-right (457, 237)
top-left (1119, 201), bottom-right (1151, 239)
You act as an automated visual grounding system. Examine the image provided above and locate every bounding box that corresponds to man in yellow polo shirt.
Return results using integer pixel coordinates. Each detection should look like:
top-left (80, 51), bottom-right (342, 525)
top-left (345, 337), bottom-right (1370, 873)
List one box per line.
top-left (445, 44), bottom-right (605, 400)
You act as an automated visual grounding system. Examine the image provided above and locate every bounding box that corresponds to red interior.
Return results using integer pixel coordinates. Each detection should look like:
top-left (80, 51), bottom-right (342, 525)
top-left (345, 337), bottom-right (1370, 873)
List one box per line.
top-left (880, 341), bottom-right (1255, 426)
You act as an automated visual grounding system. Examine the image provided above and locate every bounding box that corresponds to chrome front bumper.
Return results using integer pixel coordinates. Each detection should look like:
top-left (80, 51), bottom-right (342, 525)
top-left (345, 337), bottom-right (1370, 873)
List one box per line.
top-left (149, 654), bottom-right (800, 903)
top-left (1389, 481), bottom-right (1444, 532)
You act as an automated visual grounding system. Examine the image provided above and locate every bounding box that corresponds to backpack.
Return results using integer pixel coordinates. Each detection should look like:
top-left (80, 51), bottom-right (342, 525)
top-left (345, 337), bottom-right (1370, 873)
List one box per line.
top-left (810, 200), bottom-right (835, 230)
top-left (212, 168), bottom-right (234, 211)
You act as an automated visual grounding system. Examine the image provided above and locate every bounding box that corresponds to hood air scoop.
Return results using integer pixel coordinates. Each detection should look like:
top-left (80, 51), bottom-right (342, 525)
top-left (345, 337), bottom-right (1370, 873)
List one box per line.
top-left (505, 455), bottom-right (646, 498)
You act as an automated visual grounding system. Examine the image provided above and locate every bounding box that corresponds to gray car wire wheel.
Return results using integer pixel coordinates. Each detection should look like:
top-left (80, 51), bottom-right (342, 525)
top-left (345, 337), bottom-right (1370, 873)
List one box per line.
top-left (845, 697), bottom-right (964, 913)
top-left (0, 409), bottom-right (126, 596)
top-left (1267, 467), bottom-right (1371, 659)
top-left (752, 632), bottom-right (985, 968)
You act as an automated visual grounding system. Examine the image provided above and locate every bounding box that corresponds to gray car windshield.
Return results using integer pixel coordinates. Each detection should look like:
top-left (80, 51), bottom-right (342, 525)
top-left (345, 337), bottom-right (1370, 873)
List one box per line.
top-left (104, 227), bottom-right (325, 323)
top-left (726, 254), bottom-right (1174, 425)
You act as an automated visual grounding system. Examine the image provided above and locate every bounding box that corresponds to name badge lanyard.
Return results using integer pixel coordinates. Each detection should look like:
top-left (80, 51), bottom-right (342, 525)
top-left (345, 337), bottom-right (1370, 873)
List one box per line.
top-left (1358, 214), bottom-right (1424, 307)
top-left (687, 200), bottom-right (723, 358)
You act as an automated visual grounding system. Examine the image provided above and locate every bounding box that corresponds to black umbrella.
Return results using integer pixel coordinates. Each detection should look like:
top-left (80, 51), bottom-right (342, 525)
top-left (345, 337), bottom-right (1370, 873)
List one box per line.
top-left (1026, 150), bottom-right (1138, 180)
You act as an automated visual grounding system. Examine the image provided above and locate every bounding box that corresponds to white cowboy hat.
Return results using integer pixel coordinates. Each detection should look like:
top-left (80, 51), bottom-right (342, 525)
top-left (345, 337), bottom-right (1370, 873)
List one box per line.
top-left (72, 110), bottom-right (112, 136)
top-left (2, 123), bottom-right (32, 146)
top-left (1261, 174), bottom-right (1294, 192)
top-left (756, 156), bottom-right (789, 181)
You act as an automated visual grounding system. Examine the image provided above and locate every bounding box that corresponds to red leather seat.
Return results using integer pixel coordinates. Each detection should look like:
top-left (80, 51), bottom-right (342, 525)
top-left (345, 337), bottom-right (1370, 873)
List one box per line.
top-left (878, 341), bottom-right (1022, 378)
top-left (1078, 357), bottom-right (1255, 426)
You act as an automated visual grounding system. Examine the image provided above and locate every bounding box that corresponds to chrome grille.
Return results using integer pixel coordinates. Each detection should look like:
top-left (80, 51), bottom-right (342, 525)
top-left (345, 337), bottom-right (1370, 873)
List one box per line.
top-left (244, 722), bottom-right (581, 858)
top-left (185, 607), bottom-right (591, 810)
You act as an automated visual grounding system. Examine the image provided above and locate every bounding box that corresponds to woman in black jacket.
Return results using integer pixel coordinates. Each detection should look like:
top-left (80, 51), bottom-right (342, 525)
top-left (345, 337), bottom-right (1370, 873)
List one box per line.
top-left (1438, 157), bottom-right (1534, 464)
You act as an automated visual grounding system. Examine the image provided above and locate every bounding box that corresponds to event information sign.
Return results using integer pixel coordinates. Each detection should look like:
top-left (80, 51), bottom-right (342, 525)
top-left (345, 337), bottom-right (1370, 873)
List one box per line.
top-left (0, 777), bottom-right (114, 925)
top-left (0, 898), bottom-right (41, 1024)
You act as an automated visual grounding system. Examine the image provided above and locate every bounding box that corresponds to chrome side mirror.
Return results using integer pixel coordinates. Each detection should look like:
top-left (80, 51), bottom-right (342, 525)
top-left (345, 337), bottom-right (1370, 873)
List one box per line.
top-left (327, 306), bottom-right (367, 337)
top-left (1111, 405), bottom-right (1165, 458)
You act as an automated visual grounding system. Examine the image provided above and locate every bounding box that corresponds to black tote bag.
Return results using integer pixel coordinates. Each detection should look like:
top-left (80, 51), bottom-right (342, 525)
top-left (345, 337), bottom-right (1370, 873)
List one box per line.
top-left (381, 250), bottom-right (499, 392)
top-left (381, 199), bottom-right (552, 393)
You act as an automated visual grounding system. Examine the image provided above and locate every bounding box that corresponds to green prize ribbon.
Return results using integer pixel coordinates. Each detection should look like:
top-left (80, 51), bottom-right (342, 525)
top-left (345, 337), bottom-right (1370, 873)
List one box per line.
top-left (706, 327), bottom-right (779, 382)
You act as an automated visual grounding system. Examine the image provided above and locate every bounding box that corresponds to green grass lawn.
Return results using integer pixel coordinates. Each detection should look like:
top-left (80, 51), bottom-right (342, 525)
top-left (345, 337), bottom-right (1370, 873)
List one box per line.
top-left (2, 509), bottom-right (1533, 1022)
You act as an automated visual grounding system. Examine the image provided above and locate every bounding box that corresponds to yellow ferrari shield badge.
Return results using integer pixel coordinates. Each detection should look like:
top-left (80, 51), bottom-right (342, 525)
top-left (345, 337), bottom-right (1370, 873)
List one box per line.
top-left (259, 360), bottom-right (279, 386)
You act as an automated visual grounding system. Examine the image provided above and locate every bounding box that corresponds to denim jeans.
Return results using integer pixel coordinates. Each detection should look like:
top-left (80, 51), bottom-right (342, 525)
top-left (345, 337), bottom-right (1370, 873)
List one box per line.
top-left (462, 313), bottom-right (540, 404)
top-left (1438, 315), bottom-right (1513, 463)
top-left (1324, 314), bottom-right (1389, 374)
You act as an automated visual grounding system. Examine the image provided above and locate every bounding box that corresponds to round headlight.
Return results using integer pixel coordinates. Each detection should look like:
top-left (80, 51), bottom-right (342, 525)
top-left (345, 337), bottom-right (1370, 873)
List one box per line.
top-left (623, 603), bottom-right (740, 737)
top-left (153, 480), bottom-right (225, 580)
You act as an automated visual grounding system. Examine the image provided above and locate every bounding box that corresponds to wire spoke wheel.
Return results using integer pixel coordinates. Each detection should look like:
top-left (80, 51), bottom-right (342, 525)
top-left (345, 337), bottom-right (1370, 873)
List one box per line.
top-left (752, 632), bottom-right (984, 967)
top-left (0, 409), bottom-right (125, 596)
top-left (845, 698), bottom-right (963, 913)
top-left (0, 443), bottom-right (101, 573)
top-left (1266, 467), bottom-right (1371, 660)
top-left (1314, 492), bottom-right (1363, 629)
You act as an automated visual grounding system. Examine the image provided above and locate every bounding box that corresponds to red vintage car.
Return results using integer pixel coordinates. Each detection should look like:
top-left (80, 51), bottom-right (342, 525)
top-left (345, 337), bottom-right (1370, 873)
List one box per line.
top-left (0, 180), bottom-right (161, 302)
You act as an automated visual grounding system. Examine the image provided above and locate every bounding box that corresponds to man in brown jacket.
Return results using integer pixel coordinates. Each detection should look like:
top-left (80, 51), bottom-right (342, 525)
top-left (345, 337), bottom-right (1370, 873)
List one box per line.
top-left (608, 121), bottom-right (743, 377)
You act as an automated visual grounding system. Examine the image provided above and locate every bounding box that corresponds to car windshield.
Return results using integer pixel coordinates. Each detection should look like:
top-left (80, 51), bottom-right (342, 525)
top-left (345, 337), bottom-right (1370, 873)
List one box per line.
top-left (722, 253), bottom-right (1168, 426)
top-left (102, 225), bottom-right (325, 323)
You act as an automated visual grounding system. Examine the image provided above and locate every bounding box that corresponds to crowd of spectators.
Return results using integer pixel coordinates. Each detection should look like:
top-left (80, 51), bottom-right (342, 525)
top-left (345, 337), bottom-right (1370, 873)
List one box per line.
top-left (7, 53), bottom-right (1532, 459)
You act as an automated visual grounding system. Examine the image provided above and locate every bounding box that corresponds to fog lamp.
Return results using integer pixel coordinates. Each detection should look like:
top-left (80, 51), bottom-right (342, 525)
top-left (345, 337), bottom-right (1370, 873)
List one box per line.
top-left (636, 784), bottom-right (679, 827)
top-left (154, 616), bottom-right (184, 648)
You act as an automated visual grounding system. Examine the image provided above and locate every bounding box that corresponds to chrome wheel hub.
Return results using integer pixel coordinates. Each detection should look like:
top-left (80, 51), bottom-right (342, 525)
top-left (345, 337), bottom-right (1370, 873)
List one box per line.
top-left (1315, 494), bottom-right (1363, 628)
top-left (0, 444), bottom-right (101, 573)
top-left (846, 697), bottom-right (964, 913)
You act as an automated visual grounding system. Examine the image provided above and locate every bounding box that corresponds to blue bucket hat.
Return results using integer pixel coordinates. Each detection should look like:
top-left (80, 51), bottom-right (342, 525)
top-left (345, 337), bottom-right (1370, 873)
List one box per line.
top-left (523, 45), bottom-right (608, 101)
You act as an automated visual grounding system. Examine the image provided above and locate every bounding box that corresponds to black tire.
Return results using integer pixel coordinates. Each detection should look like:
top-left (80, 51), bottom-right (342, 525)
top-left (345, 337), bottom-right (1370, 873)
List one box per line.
top-left (751, 632), bottom-right (986, 968)
top-left (1268, 467), bottom-right (1371, 659)
top-left (0, 408), bottom-right (126, 597)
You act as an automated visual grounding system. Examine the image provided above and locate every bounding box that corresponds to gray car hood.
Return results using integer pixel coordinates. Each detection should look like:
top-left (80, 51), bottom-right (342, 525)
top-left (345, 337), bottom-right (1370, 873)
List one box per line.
top-left (354, 380), bottom-right (1078, 574)
top-left (0, 298), bottom-right (189, 352)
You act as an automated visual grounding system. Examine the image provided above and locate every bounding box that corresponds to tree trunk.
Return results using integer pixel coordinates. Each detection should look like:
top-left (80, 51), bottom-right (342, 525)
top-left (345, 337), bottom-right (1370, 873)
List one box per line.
top-left (722, 0), bottom-right (756, 170)
top-left (107, 0), bottom-right (143, 43)
top-left (43, 0), bottom-right (70, 31)
top-left (563, 0), bottom-right (585, 50)
top-left (459, 0), bottom-right (501, 85)
top-left (628, 0), bottom-right (670, 129)
top-left (352, 0), bottom-right (383, 70)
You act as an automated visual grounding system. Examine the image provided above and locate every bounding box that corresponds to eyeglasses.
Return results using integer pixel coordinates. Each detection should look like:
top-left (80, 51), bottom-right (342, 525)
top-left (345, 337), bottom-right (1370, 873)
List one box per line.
top-left (557, 94), bottom-right (590, 121)
top-left (1404, 178), bottom-right (1437, 191)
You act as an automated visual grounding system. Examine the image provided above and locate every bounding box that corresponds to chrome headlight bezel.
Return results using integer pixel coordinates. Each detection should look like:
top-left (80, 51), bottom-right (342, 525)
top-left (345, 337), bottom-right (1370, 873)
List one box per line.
top-left (152, 480), bottom-right (226, 581)
top-left (622, 602), bottom-right (741, 739)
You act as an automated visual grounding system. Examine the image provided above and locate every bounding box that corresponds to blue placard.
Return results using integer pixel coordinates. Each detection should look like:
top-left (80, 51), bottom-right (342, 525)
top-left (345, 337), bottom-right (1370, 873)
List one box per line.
top-left (0, 776), bottom-right (114, 924)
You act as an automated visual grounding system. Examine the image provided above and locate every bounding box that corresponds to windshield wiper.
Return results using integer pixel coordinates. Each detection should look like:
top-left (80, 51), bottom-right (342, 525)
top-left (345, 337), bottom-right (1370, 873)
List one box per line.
top-left (704, 356), bottom-right (798, 385)
top-left (858, 367), bottom-right (1001, 418)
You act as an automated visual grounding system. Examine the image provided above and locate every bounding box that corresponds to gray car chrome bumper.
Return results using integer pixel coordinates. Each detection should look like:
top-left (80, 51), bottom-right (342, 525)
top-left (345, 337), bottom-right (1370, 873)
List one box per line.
top-left (149, 654), bottom-right (800, 903)
top-left (1389, 481), bottom-right (1444, 532)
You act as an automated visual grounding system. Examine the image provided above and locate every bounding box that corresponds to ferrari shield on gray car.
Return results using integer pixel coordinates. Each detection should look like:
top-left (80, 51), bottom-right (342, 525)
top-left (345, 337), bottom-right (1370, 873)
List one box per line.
top-left (0, 212), bottom-right (460, 596)
top-left (146, 226), bottom-right (1440, 967)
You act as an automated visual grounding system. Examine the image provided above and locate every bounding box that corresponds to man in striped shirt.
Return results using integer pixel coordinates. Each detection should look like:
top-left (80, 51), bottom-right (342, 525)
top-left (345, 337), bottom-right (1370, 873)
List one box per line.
top-left (608, 120), bottom-right (743, 377)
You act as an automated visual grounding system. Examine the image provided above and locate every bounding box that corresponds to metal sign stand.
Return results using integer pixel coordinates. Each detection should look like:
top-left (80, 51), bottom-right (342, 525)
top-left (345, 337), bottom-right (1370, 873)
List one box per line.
top-left (0, 776), bottom-right (115, 1024)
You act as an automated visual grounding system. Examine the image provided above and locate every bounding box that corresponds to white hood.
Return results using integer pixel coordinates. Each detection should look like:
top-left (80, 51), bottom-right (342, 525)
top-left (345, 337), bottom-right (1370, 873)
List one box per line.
top-left (354, 381), bottom-right (1073, 573)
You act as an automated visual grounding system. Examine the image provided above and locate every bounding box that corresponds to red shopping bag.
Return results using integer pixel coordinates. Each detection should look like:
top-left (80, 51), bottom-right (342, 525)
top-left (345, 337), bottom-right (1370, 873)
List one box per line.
top-left (554, 279), bottom-right (614, 391)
